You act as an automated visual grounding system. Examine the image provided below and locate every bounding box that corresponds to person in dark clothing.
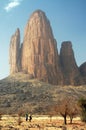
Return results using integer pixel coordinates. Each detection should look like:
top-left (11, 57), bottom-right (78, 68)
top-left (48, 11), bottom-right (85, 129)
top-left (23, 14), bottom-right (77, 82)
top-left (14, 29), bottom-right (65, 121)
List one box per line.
top-left (29, 114), bottom-right (32, 122)
top-left (25, 113), bottom-right (28, 121)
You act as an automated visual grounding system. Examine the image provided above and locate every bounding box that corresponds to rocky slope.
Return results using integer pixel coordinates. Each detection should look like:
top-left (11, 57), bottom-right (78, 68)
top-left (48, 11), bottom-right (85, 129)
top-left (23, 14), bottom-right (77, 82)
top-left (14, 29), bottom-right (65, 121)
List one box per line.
top-left (9, 9), bottom-right (86, 85)
top-left (0, 73), bottom-right (86, 114)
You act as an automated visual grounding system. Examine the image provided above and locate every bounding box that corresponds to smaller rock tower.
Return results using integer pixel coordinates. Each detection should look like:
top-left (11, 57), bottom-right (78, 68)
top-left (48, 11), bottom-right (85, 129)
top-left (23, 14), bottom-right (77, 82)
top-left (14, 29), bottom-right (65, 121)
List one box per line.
top-left (60, 41), bottom-right (83, 85)
top-left (9, 28), bottom-right (20, 74)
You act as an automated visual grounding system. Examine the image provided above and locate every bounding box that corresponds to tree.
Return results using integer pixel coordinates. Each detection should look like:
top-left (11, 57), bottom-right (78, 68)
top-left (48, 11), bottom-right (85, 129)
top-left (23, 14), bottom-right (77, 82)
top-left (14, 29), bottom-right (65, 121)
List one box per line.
top-left (55, 98), bottom-right (69, 125)
top-left (46, 104), bottom-right (57, 122)
top-left (67, 102), bottom-right (79, 124)
top-left (57, 96), bottom-right (79, 124)
top-left (78, 97), bottom-right (86, 122)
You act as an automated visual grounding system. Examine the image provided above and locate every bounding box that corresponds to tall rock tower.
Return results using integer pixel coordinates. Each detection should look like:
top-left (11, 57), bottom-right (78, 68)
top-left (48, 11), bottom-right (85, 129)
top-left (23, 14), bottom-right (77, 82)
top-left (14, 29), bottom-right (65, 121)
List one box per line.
top-left (21, 10), bottom-right (63, 84)
top-left (9, 28), bottom-right (20, 74)
top-left (60, 41), bottom-right (83, 85)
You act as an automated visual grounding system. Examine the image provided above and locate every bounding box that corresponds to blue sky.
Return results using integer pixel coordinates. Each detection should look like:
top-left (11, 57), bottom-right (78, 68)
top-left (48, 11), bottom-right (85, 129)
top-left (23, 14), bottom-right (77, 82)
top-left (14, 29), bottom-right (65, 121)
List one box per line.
top-left (0, 0), bottom-right (86, 79)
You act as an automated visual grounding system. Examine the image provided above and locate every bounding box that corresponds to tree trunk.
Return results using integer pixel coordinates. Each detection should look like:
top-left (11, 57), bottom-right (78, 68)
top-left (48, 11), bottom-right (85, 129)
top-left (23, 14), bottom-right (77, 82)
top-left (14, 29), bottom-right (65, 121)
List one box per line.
top-left (70, 116), bottom-right (73, 124)
top-left (50, 116), bottom-right (52, 122)
top-left (64, 115), bottom-right (67, 125)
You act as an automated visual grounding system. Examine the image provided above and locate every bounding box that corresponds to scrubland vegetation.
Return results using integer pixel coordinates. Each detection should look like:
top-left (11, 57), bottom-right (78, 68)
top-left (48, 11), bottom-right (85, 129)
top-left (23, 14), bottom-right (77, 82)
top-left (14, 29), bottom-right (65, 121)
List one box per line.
top-left (0, 97), bottom-right (86, 130)
top-left (0, 73), bottom-right (86, 129)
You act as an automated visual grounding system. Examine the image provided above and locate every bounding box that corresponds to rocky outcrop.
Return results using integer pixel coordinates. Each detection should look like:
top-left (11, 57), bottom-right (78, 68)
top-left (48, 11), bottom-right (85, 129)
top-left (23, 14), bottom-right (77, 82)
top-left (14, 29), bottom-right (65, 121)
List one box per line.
top-left (9, 10), bottom-right (85, 85)
top-left (9, 28), bottom-right (20, 74)
top-left (79, 62), bottom-right (86, 83)
top-left (21, 10), bottom-right (63, 84)
top-left (60, 41), bottom-right (83, 85)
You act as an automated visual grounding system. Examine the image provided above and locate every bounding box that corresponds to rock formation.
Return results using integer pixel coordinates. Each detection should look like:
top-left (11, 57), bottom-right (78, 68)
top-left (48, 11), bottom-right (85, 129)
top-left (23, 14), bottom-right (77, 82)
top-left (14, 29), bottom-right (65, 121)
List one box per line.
top-left (60, 41), bottom-right (83, 85)
top-left (21, 10), bottom-right (63, 84)
top-left (79, 62), bottom-right (86, 83)
top-left (9, 28), bottom-right (20, 74)
top-left (9, 10), bottom-right (86, 85)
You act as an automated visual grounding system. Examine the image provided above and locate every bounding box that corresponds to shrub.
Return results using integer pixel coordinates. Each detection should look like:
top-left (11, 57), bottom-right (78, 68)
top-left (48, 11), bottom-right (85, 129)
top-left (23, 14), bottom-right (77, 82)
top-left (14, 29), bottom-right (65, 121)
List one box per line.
top-left (18, 116), bottom-right (22, 125)
top-left (17, 109), bottom-right (24, 125)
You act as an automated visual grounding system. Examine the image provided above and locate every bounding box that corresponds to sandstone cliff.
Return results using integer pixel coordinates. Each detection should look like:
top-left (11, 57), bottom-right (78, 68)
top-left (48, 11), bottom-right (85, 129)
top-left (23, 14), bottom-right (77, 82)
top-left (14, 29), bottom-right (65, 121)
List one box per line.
top-left (9, 10), bottom-right (85, 85)
top-left (21, 10), bottom-right (63, 84)
top-left (79, 62), bottom-right (86, 84)
top-left (9, 28), bottom-right (21, 74)
top-left (60, 41), bottom-right (83, 85)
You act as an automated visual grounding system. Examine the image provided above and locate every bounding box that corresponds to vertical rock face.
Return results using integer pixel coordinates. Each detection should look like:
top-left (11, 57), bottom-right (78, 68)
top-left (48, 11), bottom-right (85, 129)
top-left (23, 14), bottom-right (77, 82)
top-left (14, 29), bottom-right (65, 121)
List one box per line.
top-left (9, 28), bottom-right (20, 74)
top-left (79, 62), bottom-right (86, 76)
top-left (79, 62), bottom-right (86, 83)
top-left (21, 10), bottom-right (62, 84)
top-left (60, 41), bottom-right (83, 85)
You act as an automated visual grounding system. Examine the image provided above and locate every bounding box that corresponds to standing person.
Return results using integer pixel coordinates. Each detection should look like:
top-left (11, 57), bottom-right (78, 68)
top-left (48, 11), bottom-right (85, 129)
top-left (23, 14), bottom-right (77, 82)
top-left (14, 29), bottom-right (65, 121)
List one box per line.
top-left (25, 113), bottom-right (28, 121)
top-left (29, 114), bottom-right (32, 122)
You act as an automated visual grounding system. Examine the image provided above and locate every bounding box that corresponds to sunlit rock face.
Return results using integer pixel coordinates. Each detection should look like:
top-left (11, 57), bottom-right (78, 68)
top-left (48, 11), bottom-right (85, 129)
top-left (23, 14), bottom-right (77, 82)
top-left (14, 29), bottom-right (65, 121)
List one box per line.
top-left (9, 28), bottom-right (21, 74)
top-left (60, 41), bottom-right (83, 85)
top-left (21, 10), bottom-right (63, 84)
top-left (9, 10), bottom-right (85, 85)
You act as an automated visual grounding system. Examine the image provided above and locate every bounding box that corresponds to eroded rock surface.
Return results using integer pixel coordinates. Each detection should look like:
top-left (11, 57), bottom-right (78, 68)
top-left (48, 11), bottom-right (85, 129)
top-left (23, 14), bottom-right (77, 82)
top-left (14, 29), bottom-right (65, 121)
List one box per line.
top-left (9, 10), bottom-right (86, 85)
top-left (9, 28), bottom-right (20, 74)
top-left (60, 41), bottom-right (83, 85)
top-left (21, 10), bottom-right (63, 84)
top-left (79, 62), bottom-right (86, 84)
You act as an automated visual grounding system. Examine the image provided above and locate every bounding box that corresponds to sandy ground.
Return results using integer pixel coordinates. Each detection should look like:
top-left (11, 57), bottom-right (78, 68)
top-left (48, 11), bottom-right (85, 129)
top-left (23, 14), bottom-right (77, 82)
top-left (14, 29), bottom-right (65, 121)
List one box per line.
top-left (0, 115), bottom-right (86, 130)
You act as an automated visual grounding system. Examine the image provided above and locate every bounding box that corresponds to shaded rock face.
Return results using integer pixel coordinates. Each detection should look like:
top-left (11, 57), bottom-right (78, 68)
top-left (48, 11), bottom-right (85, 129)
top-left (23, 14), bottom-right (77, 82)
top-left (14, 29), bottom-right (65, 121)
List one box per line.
top-left (79, 62), bottom-right (86, 83)
top-left (9, 28), bottom-right (20, 74)
top-left (21, 10), bottom-right (63, 84)
top-left (9, 10), bottom-right (85, 85)
top-left (60, 41), bottom-right (83, 85)
top-left (79, 62), bottom-right (86, 76)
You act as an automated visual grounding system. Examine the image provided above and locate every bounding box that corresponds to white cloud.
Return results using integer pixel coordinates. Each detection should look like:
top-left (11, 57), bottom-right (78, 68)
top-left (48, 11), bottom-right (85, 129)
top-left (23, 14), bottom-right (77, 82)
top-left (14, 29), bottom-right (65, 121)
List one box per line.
top-left (4, 0), bottom-right (22, 12)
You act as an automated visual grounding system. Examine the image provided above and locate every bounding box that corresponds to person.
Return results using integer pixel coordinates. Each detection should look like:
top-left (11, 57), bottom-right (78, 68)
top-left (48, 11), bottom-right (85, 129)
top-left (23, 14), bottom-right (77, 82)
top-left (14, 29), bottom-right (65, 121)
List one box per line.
top-left (29, 114), bottom-right (32, 122)
top-left (25, 113), bottom-right (28, 121)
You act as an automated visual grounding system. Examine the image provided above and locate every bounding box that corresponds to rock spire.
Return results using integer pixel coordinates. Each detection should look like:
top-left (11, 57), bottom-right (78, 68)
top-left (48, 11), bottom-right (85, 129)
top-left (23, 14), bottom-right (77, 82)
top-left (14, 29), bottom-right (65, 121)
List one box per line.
top-left (9, 28), bottom-right (20, 74)
top-left (60, 41), bottom-right (83, 85)
top-left (21, 10), bottom-right (63, 84)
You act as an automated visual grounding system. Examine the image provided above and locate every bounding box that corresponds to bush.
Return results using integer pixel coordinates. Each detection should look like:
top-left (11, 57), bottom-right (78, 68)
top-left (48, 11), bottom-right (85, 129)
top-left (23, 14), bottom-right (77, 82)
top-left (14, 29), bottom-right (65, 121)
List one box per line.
top-left (18, 116), bottom-right (22, 125)
top-left (17, 109), bottom-right (24, 125)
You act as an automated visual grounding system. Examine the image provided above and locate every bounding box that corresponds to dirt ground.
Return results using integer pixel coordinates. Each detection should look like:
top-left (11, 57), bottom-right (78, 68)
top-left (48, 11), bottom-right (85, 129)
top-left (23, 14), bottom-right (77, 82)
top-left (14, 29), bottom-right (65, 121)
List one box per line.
top-left (0, 115), bottom-right (86, 130)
